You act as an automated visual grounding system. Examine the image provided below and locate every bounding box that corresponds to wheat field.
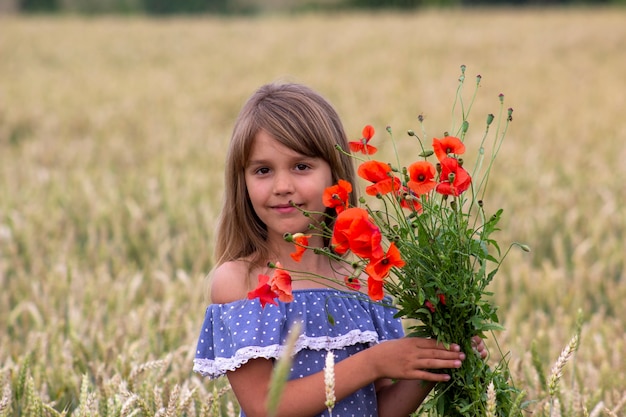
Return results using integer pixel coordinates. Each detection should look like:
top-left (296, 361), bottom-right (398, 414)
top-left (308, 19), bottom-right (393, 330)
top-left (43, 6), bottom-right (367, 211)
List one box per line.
top-left (1, 7), bottom-right (625, 416)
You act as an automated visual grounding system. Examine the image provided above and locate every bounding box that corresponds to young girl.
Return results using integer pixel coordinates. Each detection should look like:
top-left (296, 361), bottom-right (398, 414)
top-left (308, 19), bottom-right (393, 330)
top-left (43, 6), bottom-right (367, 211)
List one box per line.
top-left (193, 82), bottom-right (486, 417)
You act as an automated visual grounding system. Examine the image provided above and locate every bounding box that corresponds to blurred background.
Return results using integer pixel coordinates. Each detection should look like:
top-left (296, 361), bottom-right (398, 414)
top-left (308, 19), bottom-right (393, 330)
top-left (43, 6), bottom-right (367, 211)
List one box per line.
top-left (2, 0), bottom-right (625, 14)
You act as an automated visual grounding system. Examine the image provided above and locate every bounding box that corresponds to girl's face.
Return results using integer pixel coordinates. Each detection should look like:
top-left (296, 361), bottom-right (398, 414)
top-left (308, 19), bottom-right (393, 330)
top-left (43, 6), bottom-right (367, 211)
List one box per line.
top-left (245, 130), bottom-right (333, 245)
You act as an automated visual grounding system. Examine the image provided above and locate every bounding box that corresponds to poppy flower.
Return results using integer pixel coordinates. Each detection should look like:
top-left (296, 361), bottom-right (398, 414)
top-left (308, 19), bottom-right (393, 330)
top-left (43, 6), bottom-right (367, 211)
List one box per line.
top-left (332, 207), bottom-right (384, 260)
top-left (344, 276), bottom-right (361, 291)
top-left (358, 160), bottom-right (401, 196)
top-left (322, 179), bottom-right (352, 214)
top-left (437, 292), bottom-right (447, 305)
top-left (247, 274), bottom-right (278, 308)
top-left (349, 125), bottom-right (378, 155)
top-left (367, 276), bottom-right (385, 301)
top-left (365, 242), bottom-right (405, 281)
top-left (270, 264), bottom-right (293, 303)
top-left (407, 161), bottom-right (437, 196)
top-left (436, 157), bottom-right (472, 196)
top-left (432, 136), bottom-right (466, 162)
top-left (425, 300), bottom-right (436, 313)
top-left (289, 233), bottom-right (311, 262)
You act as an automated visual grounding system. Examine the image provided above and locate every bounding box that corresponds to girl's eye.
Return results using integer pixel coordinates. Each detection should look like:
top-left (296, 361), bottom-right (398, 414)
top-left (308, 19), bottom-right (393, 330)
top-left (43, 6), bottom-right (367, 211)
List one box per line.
top-left (255, 167), bottom-right (270, 175)
top-left (295, 163), bottom-right (310, 171)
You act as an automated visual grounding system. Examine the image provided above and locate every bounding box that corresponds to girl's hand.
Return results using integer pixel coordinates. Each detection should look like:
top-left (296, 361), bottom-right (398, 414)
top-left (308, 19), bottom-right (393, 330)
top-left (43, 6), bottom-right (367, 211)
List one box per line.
top-left (370, 337), bottom-right (465, 382)
top-left (472, 335), bottom-right (488, 359)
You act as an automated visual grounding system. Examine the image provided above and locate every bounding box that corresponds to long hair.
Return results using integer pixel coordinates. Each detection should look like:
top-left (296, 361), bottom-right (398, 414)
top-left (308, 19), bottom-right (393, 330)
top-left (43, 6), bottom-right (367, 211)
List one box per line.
top-left (214, 83), bottom-right (358, 269)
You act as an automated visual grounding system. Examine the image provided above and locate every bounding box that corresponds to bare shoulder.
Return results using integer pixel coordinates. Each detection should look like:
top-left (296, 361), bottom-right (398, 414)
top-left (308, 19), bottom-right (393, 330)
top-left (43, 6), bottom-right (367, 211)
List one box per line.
top-left (209, 260), bottom-right (253, 304)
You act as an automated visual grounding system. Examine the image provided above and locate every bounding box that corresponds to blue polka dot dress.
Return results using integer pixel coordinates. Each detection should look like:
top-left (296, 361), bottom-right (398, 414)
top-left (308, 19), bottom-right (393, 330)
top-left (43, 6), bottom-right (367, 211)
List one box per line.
top-left (193, 288), bottom-right (404, 417)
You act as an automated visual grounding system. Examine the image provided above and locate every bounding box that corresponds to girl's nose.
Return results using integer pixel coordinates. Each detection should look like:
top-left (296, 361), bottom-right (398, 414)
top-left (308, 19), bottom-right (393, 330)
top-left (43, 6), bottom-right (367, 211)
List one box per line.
top-left (273, 172), bottom-right (295, 195)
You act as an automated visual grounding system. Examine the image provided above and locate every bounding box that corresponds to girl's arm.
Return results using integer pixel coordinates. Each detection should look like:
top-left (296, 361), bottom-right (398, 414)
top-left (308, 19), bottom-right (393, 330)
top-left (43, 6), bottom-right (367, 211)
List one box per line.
top-left (375, 379), bottom-right (435, 417)
top-left (226, 337), bottom-right (465, 417)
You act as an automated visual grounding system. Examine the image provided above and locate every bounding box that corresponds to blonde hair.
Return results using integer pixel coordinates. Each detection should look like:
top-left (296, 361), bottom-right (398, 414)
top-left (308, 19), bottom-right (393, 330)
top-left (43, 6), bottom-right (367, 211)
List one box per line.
top-left (214, 82), bottom-right (358, 268)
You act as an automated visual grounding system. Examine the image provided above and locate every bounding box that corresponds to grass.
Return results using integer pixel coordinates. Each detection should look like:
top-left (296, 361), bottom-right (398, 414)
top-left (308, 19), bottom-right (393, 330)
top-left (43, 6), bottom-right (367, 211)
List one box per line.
top-left (1, 7), bottom-right (625, 416)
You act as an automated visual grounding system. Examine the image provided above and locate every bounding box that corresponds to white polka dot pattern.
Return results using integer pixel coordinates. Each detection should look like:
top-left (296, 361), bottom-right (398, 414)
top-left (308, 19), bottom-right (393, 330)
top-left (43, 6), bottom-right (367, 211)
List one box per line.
top-left (193, 289), bottom-right (404, 416)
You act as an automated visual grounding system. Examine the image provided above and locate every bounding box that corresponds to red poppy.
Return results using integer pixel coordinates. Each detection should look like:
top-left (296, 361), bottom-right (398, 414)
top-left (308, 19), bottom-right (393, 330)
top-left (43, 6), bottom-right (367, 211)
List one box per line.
top-left (247, 274), bottom-right (278, 308)
top-left (364, 242), bottom-right (405, 281)
top-left (432, 136), bottom-right (466, 162)
top-left (290, 233), bottom-right (311, 262)
top-left (358, 160), bottom-right (401, 196)
top-left (349, 125), bottom-right (378, 155)
top-left (438, 292), bottom-right (447, 305)
top-left (270, 264), bottom-right (293, 303)
top-left (425, 300), bottom-right (436, 313)
top-left (344, 276), bottom-right (361, 291)
top-left (322, 179), bottom-right (352, 214)
top-left (407, 161), bottom-right (437, 196)
top-left (436, 157), bottom-right (472, 196)
top-left (332, 207), bottom-right (384, 260)
top-left (367, 276), bottom-right (385, 301)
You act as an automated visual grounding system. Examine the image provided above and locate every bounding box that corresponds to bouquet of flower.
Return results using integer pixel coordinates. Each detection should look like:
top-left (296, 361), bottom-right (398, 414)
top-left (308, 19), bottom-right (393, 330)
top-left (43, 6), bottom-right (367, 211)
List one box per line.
top-left (249, 65), bottom-right (526, 416)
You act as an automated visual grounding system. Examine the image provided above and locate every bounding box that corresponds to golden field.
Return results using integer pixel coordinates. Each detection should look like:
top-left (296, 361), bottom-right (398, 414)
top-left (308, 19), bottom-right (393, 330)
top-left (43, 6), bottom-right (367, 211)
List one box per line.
top-left (1, 7), bottom-right (625, 416)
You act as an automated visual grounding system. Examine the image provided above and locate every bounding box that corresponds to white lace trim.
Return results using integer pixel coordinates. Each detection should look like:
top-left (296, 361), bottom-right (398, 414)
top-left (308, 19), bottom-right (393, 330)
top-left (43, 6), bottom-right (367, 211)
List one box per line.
top-left (193, 329), bottom-right (380, 378)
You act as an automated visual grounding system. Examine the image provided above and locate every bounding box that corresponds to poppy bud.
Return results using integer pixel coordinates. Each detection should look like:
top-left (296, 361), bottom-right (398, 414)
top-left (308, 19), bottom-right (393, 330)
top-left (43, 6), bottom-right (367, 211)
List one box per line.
top-left (476, 74), bottom-right (482, 85)
top-left (407, 129), bottom-right (416, 136)
top-left (462, 120), bottom-right (469, 133)
top-left (386, 126), bottom-right (392, 133)
top-left (450, 200), bottom-right (457, 210)
top-left (418, 113), bottom-right (424, 123)
top-left (487, 113), bottom-right (494, 126)
top-left (283, 233), bottom-right (294, 242)
top-left (359, 196), bottom-right (366, 204)
top-left (499, 93), bottom-right (504, 103)
top-left (508, 107), bottom-right (514, 122)
top-left (478, 200), bottom-right (483, 207)
top-left (267, 262), bottom-right (277, 268)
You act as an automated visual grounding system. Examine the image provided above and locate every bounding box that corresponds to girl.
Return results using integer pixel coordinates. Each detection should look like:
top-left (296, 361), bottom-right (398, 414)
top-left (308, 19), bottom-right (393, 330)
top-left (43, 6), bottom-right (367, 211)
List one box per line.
top-left (193, 82), bottom-right (486, 417)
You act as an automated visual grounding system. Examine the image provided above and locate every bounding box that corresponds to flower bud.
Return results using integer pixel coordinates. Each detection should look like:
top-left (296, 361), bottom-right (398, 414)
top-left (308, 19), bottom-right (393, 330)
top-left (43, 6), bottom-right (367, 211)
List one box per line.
top-left (407, 129), bottom-right (416, 136)
top-left (386, 125), bottom-right (392, 133)
top-left (417, 113), bottom-right (425, 123)
top-left (499, 93), bottom-right (504, 103)
top-left (508, 107), bottom-right (514, 122)
top-left (462, 120), bottom-right (469, 133)
top-left (283, 233), bottom-right (294, 242)
top-left (267, 262), bottom-right (277, 268)
top-left (476, 74), bottom-right (482, 85)
top-left (359, 196), bottom-right (366, 204)
top-left (486, 113), bottom-right (495, 126)
top-left (478, 200), bottom-right (483, 207)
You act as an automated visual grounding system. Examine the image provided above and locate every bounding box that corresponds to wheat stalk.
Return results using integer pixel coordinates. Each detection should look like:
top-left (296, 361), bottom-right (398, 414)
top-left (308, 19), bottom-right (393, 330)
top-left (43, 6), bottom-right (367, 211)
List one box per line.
top-left (324, 350), bottom-right (336, 415)
top-left (485, 381), bottom-right (496, 417)
top-left (548, 333), bottom-right (580, 397)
